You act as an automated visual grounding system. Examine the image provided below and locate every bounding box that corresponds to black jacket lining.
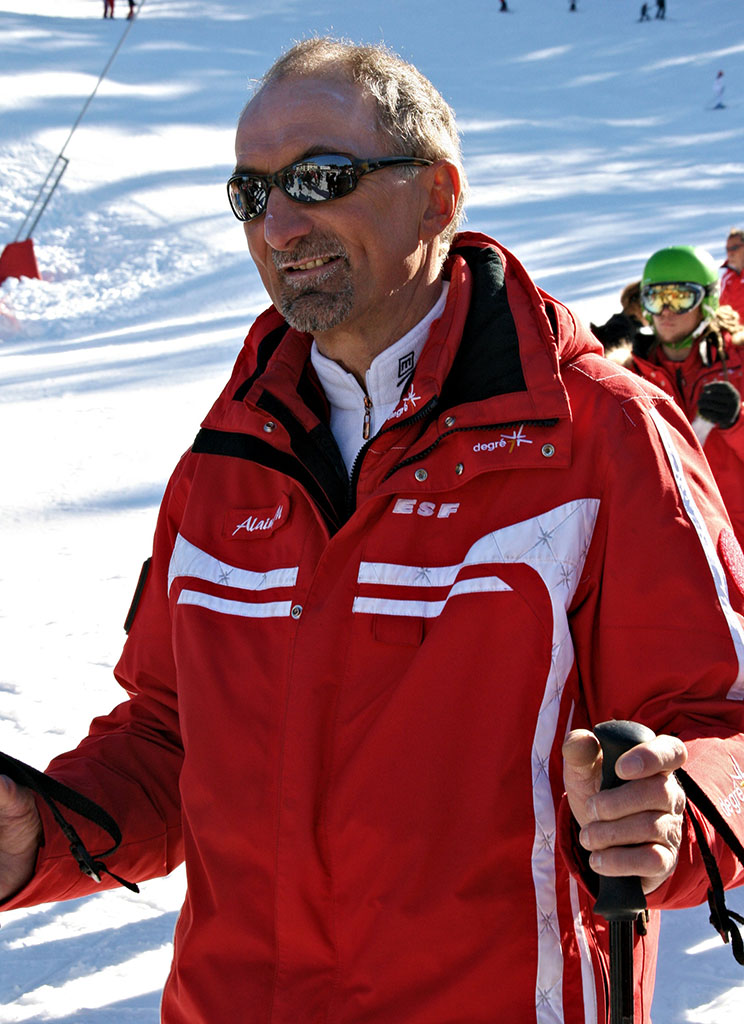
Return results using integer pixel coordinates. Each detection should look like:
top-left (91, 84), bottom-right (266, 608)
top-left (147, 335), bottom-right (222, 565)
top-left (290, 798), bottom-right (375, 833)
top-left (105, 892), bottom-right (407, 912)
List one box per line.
top-left (439, 246), bottom-right (526, 411)
top-left (232, 323), bottom-right (290, 402)
top-left (256, 390), bottom-right (348, 514)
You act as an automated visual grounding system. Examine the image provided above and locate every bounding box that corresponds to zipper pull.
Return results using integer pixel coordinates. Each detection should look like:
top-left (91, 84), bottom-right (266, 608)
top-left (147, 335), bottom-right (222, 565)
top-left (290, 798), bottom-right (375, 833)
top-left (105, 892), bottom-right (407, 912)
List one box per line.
top-left (363, 394), bottom-right (373, 440)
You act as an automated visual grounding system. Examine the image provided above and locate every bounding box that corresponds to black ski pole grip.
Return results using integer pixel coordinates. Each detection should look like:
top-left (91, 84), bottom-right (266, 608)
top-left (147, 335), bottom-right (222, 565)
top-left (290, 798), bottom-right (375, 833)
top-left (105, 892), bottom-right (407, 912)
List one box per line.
top-left (592, 719), bottom-right (656, 921)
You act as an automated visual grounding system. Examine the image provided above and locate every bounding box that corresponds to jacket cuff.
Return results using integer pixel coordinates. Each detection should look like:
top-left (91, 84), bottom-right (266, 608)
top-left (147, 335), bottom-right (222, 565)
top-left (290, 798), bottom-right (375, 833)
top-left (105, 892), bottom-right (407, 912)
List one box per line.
top-left (0, 795), bottom-right (108, 911)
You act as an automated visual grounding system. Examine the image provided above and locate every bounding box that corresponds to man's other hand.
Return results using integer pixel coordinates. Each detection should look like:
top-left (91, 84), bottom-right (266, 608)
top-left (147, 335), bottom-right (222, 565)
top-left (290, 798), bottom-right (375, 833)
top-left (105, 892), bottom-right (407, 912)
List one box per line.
top-left (0, 775), bottom-right (41, 900)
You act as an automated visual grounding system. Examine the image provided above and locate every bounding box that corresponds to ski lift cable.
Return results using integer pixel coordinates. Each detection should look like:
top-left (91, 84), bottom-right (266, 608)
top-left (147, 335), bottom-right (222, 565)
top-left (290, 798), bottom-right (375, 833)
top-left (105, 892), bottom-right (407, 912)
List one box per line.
top-left (13, 0), bottom-right (148, 243)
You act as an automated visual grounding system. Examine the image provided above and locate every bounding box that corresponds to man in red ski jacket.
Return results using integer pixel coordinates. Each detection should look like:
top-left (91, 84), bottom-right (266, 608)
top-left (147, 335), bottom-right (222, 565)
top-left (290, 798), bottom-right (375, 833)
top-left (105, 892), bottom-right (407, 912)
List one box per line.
top-left (721, 228), bottom-right (744, 321)
top-left (2, 37), bottom-right (744, 1024)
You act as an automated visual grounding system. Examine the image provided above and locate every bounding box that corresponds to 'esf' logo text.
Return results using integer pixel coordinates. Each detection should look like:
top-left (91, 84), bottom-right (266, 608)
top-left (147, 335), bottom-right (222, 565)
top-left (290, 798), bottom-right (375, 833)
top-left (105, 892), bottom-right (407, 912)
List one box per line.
top-left (392, 499), bottom-right (460, 518)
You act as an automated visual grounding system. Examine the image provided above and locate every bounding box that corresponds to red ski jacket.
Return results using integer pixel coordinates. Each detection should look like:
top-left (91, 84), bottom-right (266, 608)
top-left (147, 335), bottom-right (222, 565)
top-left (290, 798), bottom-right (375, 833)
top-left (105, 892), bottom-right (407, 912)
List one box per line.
top-left (722, 264), bottom-right (744, 322)
top-left (620, 331), bottom-right (744, 548)
top-left (6, 234), bottom-right (744, 1024)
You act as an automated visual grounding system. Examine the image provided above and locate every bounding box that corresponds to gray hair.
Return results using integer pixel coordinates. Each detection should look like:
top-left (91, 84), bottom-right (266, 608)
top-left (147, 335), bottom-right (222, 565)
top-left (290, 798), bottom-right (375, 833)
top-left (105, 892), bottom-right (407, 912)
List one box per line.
top-left (246, 37), bottom-right (468, 258)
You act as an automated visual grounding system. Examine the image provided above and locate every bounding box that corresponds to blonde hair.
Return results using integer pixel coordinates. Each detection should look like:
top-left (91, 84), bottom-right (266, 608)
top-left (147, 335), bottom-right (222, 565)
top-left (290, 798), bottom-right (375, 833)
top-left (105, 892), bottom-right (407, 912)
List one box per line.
top-left (716, 304), bottom-right (744, 346)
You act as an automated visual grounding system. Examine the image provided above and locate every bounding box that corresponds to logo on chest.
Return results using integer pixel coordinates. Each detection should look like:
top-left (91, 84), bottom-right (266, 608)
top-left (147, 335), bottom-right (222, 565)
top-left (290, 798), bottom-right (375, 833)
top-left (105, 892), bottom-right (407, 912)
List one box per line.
top-left (392, 498), bottom-right (460, 518)
top-left (224, 498), bottom-right (289, 540)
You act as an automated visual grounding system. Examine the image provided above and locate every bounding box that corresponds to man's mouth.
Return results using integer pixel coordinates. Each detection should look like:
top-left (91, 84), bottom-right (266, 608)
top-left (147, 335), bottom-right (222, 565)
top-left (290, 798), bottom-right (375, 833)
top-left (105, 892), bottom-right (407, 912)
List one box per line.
top-left (272, 237), bottom-right (348, 277)
top-left (283, 255), bottom-right (337, 273)
top-left (280, 251), bottom-right (341, 272)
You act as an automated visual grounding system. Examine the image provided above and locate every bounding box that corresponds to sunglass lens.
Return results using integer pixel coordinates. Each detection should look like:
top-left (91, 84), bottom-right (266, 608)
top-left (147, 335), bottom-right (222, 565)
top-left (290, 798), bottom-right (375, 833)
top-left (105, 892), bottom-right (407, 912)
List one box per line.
top-left (229, 178), bottom-right (267, 221)
top-left (283, 159), bottom-right (357, 203)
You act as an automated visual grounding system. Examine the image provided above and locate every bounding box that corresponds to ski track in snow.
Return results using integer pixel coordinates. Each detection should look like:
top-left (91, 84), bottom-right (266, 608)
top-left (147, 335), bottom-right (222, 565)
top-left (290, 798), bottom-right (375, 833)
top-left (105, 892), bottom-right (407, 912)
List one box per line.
top-left (1, 0), bottom-right (744, 1020)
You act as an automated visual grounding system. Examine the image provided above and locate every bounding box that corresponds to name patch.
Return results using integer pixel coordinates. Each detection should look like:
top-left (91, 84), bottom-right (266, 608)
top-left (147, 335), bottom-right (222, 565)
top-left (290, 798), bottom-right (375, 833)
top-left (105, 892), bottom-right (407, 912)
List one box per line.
top-left (224, 498), bottom-right (288, 540)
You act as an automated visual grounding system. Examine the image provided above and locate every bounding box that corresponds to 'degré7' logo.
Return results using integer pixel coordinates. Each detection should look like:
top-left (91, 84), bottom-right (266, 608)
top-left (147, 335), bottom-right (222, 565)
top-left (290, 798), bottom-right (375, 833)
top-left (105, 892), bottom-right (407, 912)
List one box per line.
top-left (473, 426), bottom-right (533, 454)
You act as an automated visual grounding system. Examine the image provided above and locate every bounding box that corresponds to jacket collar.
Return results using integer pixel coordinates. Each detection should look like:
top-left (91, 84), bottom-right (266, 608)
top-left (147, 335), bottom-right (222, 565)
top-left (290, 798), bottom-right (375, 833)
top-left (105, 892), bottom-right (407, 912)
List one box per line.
top-left (204, 232), bottom-right (597, 436)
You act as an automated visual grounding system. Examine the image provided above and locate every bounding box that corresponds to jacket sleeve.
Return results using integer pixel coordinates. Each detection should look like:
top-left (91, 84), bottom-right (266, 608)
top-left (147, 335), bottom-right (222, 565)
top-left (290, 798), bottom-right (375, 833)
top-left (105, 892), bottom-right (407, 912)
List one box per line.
top-left (562, 366), bottom-right (744, 910)
top-left (2, 456), bottom-right (191, 910)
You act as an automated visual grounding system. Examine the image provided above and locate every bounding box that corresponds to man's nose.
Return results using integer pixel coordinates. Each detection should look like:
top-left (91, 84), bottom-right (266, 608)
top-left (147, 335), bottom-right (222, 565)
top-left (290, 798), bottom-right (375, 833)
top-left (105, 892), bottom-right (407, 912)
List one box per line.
top-left (263, 187), bottom-right (314, 250)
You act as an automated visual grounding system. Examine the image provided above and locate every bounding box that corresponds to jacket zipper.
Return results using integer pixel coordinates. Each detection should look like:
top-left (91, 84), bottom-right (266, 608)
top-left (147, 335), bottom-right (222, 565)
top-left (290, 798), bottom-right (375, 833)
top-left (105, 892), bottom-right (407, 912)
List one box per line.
top-left (362, 394), bottom-right (373, 440)
top-left (347, 396), bottom-right (440, 517)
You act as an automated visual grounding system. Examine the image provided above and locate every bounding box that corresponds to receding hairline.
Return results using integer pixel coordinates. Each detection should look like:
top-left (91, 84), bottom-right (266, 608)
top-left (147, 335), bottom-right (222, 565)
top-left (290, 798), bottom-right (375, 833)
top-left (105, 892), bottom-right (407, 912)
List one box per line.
top-left (245, 37), bottom-right (436, 102)
top-left (238, 37), bottom-right (465, 163)
top-left (238, 68), bottom-right (377, 126)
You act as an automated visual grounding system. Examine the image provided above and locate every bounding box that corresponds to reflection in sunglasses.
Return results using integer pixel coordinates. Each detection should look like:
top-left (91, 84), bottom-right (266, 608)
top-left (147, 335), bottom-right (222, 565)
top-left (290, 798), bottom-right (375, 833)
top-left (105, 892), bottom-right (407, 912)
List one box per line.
top-left (226, 154), bottom-right (433, 223)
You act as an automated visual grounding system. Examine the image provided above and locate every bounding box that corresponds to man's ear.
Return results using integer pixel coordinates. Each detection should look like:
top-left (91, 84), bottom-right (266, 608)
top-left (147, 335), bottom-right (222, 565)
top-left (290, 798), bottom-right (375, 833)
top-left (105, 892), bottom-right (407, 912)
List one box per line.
top-left (420, 161), bottom-right (460, 242)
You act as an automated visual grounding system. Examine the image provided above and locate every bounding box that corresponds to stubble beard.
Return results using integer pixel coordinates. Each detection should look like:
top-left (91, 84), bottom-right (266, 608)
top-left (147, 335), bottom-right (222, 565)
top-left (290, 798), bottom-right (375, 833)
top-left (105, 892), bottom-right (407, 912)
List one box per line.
top-left (273, 238), bottom-right (355, 335)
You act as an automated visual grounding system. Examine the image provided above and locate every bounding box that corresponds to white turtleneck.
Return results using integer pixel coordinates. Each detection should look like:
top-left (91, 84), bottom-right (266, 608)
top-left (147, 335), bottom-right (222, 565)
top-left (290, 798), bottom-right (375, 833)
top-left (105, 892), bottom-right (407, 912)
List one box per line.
top-left (310, 282), bottom-right (449, 475)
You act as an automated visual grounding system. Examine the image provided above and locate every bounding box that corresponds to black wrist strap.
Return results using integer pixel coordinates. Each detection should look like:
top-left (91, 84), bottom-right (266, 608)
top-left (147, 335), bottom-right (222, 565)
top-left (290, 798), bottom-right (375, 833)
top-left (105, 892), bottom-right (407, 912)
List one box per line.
top-left (0, 750), bottom-right (139, 894)
top-left (676, 767), bottom-right (744, 965)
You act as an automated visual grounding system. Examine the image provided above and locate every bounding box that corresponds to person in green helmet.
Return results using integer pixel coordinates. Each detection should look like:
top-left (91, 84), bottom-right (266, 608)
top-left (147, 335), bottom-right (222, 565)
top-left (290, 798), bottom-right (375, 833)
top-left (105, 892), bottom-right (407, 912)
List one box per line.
top-left (613, 244), bottom-right (744, 543)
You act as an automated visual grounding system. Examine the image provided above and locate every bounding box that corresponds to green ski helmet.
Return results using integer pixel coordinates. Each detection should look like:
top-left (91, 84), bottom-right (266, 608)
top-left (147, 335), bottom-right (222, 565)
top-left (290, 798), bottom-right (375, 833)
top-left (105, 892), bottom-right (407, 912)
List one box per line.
top-left (641, 245), bottom-right (720, 324)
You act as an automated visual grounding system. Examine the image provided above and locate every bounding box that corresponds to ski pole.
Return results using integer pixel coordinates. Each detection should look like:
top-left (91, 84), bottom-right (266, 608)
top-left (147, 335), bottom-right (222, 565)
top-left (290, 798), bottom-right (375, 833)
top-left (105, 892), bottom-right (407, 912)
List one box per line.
top-left (592, 720), bottom-right (656, 1024)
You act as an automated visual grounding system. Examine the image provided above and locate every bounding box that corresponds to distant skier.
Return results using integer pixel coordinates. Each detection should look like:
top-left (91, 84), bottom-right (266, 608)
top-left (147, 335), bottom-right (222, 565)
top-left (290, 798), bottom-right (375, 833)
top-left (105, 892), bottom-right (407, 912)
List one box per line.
top-left (655, 0), bottom-right (665, 18)
top-left (103, 0), bottom-right (114, 16)
top-left (127, 0), bottom-right (136, 18)
top-left (569, 0), bottom-right (577, 9)
top-left (499, 0), bottom-right (508, 10)
top-left (639, 3), bottom-right (651, 20)
top-left (713, 70), bottom-right (725, 109)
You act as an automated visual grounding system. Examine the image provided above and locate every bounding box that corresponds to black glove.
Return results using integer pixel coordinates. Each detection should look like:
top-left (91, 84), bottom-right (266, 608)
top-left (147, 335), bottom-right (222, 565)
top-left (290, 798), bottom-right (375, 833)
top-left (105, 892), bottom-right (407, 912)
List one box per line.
top-left (698, 380), bottom-right (742, 429)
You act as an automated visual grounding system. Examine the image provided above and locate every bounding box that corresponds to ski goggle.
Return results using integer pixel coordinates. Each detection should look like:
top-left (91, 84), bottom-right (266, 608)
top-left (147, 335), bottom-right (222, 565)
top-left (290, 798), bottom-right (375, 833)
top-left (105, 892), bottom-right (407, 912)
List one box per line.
top-left (227, 153), bottom-right (433, 222)
top-left (640, 282), bottom-right (707, 316)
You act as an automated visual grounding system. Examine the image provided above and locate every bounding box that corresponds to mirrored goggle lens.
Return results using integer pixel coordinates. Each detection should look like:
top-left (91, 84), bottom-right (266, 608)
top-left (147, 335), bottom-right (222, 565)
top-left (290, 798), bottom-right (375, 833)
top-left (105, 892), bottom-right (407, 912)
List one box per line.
top-left (227, 158), bottom-right (357, 222)
top-left (641, 283), bottom-right (706, 315)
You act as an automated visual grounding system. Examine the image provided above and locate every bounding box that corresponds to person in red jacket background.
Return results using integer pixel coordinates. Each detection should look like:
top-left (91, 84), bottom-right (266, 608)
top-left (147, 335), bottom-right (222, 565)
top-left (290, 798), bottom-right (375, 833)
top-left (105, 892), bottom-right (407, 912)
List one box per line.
top-left (721, 228), bottom-right (744, 320)
top-left (611, 244), bottom-right (744, 546)
top-left (2, 38), bottom-right (744, 1024)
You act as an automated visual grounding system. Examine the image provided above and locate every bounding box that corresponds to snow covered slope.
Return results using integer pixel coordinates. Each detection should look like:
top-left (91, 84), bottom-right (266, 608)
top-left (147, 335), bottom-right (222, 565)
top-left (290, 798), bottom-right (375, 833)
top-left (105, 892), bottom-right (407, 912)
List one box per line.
top-left (1, 0), bottom-right (743, 1019)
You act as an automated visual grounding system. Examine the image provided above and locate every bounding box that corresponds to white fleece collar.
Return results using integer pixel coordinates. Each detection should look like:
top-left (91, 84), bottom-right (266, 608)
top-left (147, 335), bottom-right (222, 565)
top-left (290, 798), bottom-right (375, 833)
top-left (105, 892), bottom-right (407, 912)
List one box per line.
top-left (311, 282), bottom-right (449, 473)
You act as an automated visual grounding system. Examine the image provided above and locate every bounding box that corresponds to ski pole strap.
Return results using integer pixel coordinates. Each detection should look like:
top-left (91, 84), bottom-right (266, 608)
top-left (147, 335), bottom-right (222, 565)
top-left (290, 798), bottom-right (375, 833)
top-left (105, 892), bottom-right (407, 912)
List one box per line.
top-left (0, 750), bottom-right (139, 894)
top-left (676, 766), bottom-right (744, 965)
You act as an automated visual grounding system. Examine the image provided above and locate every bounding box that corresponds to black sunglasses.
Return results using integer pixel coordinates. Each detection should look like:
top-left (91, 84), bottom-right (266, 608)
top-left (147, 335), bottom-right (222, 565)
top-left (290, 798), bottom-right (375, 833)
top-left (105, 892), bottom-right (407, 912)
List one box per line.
top-left (226, 153), bottom-right (433, 223)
